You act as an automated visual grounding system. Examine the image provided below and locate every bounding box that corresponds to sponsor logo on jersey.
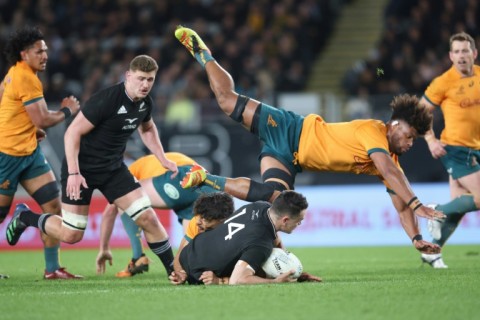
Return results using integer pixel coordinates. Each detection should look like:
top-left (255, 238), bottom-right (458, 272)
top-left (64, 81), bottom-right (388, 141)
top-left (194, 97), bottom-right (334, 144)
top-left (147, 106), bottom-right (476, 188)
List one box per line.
top-left (267, 114), bottom-right (278, 127)
top-left (447, 167), bottom-right (453, 175)
top-left (163, 183), bottom-right (180, 200)
top-left (117, 105), bottom-right (128, 114)
top-left (251, 210), bottom-right (259, 220)
top-left (0, 180), bottom-right (11, 189)
top-left (122, 118), bottom-right (138, 130)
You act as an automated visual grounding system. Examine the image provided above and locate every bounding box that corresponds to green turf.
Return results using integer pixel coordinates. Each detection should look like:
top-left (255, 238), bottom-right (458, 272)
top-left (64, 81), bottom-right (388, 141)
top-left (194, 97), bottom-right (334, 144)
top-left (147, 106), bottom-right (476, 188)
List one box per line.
top-left (1, 245), bottom-right (479, 320)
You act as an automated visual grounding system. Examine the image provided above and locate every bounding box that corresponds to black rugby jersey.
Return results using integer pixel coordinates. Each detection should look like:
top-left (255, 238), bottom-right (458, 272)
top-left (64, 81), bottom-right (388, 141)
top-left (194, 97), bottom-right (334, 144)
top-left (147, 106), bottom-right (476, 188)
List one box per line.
top-left (180, 201), bottom-right (277, 283)
top-left (78, 82), bottom-right (153, 171)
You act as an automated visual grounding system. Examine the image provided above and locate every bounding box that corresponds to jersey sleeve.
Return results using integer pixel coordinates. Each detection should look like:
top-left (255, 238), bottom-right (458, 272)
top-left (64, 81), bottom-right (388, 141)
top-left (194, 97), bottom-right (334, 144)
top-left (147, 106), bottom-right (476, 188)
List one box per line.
top-left (355, 122), bottom-right (389, 155)
top-left (239, 245), bottom-right (272, 274)
top-left (143, 95), bottom-right (153, 122)
top-left (184, 217), bottom-right (199, 242)
top-left (18, 72), bottom-right (43, 105)
top-left (81, 93), bottom-right (108, 126)
top-left (423, 76), bottom-right (446, 107)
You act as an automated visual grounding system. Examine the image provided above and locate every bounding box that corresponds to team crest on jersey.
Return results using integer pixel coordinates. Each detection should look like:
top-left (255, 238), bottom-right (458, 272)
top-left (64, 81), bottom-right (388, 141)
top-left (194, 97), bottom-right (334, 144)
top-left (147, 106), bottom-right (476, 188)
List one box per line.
top-left (163, 183), bottom-right (180, 200)
top-left (117, 105), bottom-right (127, 114)
top-left (138, 102), bottom-right (147, 111)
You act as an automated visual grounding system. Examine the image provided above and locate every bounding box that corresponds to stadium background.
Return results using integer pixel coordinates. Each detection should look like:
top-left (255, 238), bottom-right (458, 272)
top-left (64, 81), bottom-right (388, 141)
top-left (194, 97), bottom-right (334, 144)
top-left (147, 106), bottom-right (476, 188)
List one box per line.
top-left (0, 0), bottom-right (479, 249)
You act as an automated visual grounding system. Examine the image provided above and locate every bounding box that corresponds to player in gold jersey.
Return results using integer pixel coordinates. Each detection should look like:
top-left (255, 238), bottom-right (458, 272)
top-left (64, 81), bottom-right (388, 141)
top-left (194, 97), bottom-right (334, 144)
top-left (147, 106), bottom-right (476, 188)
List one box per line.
top-left (0, 26), bottom-right (81, 279)
top-left (175, 26), bottom-right (445, 256)
top-left (419, 32), bottom-right (480, 268)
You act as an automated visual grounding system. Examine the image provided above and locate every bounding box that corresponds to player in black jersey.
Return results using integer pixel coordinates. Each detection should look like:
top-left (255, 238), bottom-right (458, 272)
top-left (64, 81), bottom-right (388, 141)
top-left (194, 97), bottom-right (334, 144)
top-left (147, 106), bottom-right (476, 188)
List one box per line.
top-left (6, 55), bottom-right (179, 276)
top-left (175, 190), bottom-right (309, 285)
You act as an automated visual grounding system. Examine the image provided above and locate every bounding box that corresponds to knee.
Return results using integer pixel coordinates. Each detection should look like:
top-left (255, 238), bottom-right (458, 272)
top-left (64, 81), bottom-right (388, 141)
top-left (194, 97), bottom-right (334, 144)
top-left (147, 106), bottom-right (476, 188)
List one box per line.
top-left (62, 230), bottom-right (84, 244)
top-left (135, 209), bottom-right (162, 229)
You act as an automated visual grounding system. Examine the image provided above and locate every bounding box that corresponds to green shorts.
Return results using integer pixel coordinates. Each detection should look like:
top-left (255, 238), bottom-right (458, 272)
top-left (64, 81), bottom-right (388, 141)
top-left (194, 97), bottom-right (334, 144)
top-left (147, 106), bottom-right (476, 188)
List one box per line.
top-left (440, 145), bottom-right (480, 179)
top-left (0, 147), bottom-right (52, 196)
top-left (152, 165), bottom-right (219, 221)
top-left (256, 103), bottom-right (304, 175)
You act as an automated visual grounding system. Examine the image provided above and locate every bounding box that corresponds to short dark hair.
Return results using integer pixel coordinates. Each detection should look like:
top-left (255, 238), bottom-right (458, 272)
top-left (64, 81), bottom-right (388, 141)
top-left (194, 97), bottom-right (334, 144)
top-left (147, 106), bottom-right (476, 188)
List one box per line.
top-left (450, 32), bottom-right (476, 51)
top-left (193, 192), bottom-right (234, 221)
top-left (4, 26), bottom-right (44, 65)
top-left (270, 190), bottom-right (308, 219)
top-left (129, 55), bottom-right (158, 73)
top-left (390, 94), bottom-right (432, 136)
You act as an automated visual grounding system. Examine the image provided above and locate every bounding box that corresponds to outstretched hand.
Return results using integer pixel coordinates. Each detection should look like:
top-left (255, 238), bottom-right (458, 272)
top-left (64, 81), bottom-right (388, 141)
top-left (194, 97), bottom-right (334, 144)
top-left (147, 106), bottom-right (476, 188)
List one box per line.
top-left (96, 250), bottom-right (113, 274)
top-left (414, 205), bottom-right (446, 220)
top-left (297, 272), bottom-right (322, 283)
top-left (414, 239), bottom-right (441, 254)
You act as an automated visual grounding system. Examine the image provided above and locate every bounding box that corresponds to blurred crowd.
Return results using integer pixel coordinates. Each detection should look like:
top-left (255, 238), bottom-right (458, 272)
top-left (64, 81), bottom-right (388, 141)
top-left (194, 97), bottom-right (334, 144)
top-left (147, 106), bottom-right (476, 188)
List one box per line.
top-left (0, 0), bottom-right (343, 124)
top-left (343, 0), bottom-right (480, 98)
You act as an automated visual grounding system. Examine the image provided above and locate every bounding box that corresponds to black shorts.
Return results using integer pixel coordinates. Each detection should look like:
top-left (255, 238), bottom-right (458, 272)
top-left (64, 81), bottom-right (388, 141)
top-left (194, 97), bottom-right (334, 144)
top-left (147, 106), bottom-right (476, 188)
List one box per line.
top-left (61, 162), bottom-right (140, 205)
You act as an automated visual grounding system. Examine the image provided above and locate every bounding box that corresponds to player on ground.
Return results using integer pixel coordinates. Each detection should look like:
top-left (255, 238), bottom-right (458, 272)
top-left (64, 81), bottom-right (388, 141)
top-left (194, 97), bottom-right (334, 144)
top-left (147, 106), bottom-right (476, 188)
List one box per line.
top-left (1, 26), bottom-right (81, 279)
top-left (419, 32), bottom-right (480, 268)
top-left (6, 55), bottom-right (178, 276)
top-left (95, 152), bottom-right (231, 277)
top-left (175, 26), bottom-right (445, 254)
top-left (172, 190), bottom-right (310, 285)
top-left (170, 192), bottom-right (322, 285)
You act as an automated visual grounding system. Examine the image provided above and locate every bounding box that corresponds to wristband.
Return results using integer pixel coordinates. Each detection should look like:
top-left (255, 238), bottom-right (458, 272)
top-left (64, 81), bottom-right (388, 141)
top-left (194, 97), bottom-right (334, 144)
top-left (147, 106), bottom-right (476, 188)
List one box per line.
top-left (411, 234), bottom-right (423, 243)
top-left (407, 196), bottom-right (422, 211)
top-left (68, 172), bottom-right (79, 176)
top-left (407, 196), bottom-right (418, 206)
top-left (60, 107), bottom-right (72, 118)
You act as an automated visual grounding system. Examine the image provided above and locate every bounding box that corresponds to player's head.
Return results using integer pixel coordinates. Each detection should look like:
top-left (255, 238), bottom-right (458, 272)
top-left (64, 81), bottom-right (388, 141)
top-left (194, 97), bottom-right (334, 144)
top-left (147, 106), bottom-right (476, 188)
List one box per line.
top-left (269, 190), bottom-right (308, 234)
top-left (4, 26), bottom-right (47, 71)
top-left (387, 94), bottom-right (431, 155)
top-left (449, 32), bottom-right (477, 76)
top-left (125, 55), bottom-right (158, 100)
top-left (193, 192), bottom-right (234, 232)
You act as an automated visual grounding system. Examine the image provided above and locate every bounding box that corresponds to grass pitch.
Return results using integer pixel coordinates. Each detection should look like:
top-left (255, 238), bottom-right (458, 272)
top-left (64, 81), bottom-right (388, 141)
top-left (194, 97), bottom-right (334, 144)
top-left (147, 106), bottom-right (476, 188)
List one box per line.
top-left (1, 245), bottom-right (479, 320)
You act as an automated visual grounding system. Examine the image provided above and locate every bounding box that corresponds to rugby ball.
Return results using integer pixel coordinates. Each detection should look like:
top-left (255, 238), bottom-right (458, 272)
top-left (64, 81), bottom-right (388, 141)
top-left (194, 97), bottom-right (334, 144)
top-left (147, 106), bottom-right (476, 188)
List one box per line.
top-left (261, 248), bottom-right (303, 279)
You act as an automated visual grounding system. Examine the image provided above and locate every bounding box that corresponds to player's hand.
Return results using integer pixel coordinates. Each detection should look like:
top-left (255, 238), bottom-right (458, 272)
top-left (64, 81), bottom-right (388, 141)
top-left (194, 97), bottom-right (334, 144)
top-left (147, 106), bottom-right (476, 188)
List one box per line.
top-left (414, 205), bottom-right (446, 220)
top-left (273, 270), bottom-right (297, 283)
top-left (426, 138), bottom-right (447, 159)
top-left (96, 250), bottom-right (113, 274)
top-left (200, 271), bottom-right (225, 285)
top-left (297, 272), bottom-right (322, 283)
top-left (169, 270), bottom-right (187, 285)
top-left (61, 95), bottom-right (80, 115)
top-left (36, 129), bottom-right (46, 142)
top-left (163, 159), bottom-right (178, 178)
top-left (66, 173), bottom-right (88, 201)
top-left (414, 239), bottom-right (441, 254)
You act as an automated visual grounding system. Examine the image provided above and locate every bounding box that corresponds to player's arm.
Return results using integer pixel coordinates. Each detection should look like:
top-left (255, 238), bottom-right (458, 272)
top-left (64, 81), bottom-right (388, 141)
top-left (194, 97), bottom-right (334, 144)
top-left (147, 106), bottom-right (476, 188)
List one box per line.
top-left (389, 193), bottom-right (441, 254)
top-left (229, 260), bottom-right (295, 285)
top-left (419, 96), bottom-right (446, 159)
top-left (64, 111), bottom-right (92, 199)
top-left (138, 119), bottom-right (178, 177)
top-left (169, 237), bottom-right (189, 285)
top-left (25, 96), bottom-right (80, 129)
top-left (370, 151), bottom-right (444, 220)
top-left (96, 204), bottom-right (119, 274)
top-left (0, 80), bottom-right (4, 102)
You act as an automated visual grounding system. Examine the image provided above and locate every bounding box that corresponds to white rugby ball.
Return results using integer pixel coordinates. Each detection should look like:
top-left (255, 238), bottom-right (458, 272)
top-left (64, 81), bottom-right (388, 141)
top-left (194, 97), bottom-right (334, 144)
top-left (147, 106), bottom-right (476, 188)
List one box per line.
top-left (261, 248), bottom-right (303, 279)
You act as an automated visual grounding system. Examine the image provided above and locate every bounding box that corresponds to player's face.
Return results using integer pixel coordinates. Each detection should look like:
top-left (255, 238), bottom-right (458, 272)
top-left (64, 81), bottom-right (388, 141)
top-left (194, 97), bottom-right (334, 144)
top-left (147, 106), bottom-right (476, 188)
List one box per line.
top-left (21, 40), bottom-right (48, 72)
top-left (450, 40), bottom-right (477, 77)
top-left (282, 210), bottom-right (306, 234)
top-left (388, 120), bottom-right (417, 155)
top-left (196, 216), bottom-right (223, 233)
top-left (125, 69), bottom-right (156, 101)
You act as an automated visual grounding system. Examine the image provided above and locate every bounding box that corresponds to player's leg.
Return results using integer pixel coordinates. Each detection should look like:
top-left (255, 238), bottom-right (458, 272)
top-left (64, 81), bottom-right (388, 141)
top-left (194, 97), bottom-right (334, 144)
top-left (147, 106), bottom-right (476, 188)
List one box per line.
top-left (114, 187), bottom-right (174, 275)
top-left (175, 26), bottom-right (260, 129)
